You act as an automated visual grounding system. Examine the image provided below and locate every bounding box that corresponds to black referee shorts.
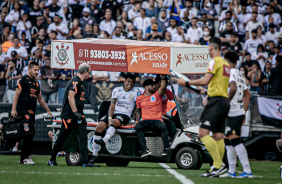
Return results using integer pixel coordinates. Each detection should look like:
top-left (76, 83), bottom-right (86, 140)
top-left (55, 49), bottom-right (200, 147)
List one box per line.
top-left (200, 96), bottom-right (230, 133)
top-left (100, 114), bottom-right (130, 126)
top-left (225, 115), bottom-right (245, 137)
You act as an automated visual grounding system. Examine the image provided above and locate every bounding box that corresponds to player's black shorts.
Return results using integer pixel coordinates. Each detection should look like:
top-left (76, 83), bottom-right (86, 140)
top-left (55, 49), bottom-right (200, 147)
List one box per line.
top-left (225, 115), bottom-right (245, 136)
top-left (100, 114), bottom-right (130, 126)
top-left (200, 96), bottom-right (230, 133)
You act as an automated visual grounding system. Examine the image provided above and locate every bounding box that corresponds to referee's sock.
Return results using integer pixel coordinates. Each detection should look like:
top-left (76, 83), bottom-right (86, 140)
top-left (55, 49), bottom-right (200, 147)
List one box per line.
top-left (201, 135), bottom-right (222, 169)
top-left (215, 139), bottom-right (225, 160)
top-left (103, 125), bottom-right (116, 143)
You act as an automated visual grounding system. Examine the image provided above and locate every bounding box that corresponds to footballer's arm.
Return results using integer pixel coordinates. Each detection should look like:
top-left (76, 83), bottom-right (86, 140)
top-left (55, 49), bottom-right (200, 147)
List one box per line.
top-left (108, 98), bottom-right (117, 117)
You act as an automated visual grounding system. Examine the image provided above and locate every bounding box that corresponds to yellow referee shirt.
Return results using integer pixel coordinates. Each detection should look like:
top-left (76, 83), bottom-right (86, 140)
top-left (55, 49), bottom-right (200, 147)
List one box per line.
top-left (206, 56), bottom-right (230, 98)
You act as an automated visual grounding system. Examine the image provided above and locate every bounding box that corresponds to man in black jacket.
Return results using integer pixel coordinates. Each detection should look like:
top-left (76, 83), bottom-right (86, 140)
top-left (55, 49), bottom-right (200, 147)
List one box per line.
top-left (269, 55), bottom-right (282, 95)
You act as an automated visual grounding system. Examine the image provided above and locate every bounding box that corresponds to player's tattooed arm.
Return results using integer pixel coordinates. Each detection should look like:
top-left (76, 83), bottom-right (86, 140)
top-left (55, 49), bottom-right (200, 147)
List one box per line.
top-left (228, 81), bottom-right (237, 102)
top-left (108, 98), bottom-right (117, 117)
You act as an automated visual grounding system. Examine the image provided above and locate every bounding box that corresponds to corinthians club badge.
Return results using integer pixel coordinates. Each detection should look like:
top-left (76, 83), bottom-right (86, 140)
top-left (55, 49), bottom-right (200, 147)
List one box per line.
top-left (55, 43), bottom-right (69, 66)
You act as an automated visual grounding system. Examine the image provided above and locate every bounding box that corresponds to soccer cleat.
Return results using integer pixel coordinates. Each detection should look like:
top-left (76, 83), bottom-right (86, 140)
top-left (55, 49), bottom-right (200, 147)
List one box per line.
top-left (47, 160), bottom-right (58, 166)
top-left (237, 172), bottom-right (253, 178)
top-left (200, 164), bottom-right (227, 178)
top-left (19, 160), bottom-right (25, 164)
top-left (94, 139), bottom-right (106, 146)
top-left (141, 149), bottom-right (152, 158)
top-left (220, 172), bottom-right (236, 178)
top-left (83, 163), bottom-right (100, 167)
top-left (88, 156), bottom-right (101, 167)
top-left (162, 148), bottom-right (169, 156)
top-left (25, 156), bottom-right (35, 165)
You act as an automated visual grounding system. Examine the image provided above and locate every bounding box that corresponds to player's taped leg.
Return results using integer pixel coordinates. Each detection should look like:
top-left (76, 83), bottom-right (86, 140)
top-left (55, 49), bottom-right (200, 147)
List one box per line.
top-left (225, 139), bottom-right (237, 174)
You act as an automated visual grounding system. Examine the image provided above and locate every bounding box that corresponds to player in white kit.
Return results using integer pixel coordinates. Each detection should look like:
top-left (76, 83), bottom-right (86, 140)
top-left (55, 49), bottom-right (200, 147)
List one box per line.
top-left (220, 50), bottom-right (253, 178)
top-left (88, 74), bottom-right (140, 165)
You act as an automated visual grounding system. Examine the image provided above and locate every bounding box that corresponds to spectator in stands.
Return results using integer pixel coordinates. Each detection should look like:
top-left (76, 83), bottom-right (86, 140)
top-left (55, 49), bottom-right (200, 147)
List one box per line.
top-left (266, 40), bottom-right (275, 58)
top-left (116, 21), bottom-right (127, 37)
top-left (19, 32), bottom-right (31, 53)
top-left (0, 62), bottom-right (5, 102)
top-left (198, 0), bottom-right (217, 31)
top-left (243, 29), bottom-right (263, 61)
top-left (92, 71), bottom-right (109, 83)
top-left (186, 17), bottom-right (202, 44)
top-left (278, 33), bottom-right (282, 49)
top-left (110, 26), bottom-right (126, 39)
top-left (30, 39), bottom-right (43, 55)
top-left (68, 18), bottom-right (80, 36)
top-left (67, 27), bottom-right (82, 40)
top-left (5, 37), bottom-right (28, 62)
top-left (252, 44), bottom-right (268, 71)
top-left (261, 61), bottom-right (272, 93)
top-left (101, 0), bottom-right (119, 21)
top-left (16, 13), bottom-right (32, 40)
top-left (0, 24), bottom-right (11, 44)
top-left (197, 13), bottom-right (212, 31)
top-left (28, 0), bottom-right (42, 25)
top-left (237, 5), bottom-right (247, 42)
top-left (120, 11), bottom-right (130, 27)
top-left (218, 11), bottom-right (238, 34)
top-left (108, 71), bottom-right (121, 82)
top-left (5, 60), bottom-right (21, 103)
top-left (224, 33), bottom-right (242, 55)
top-left (83, 24), bottom-right (96, 38)
top-left (272, 45), bottom-right (281, 66)
top-left (145, 17), bottom-right (162, 39)
top-left (48, 0), bottom-right (62, 22)
top-left (265, 17), bottom-right (278, 32)
top-left (265, 24), bottom-right (279, 44)
top-left (257, 26), bottom-right (266, 43)
top-left (6, 2), bottom-right (24, 34)
top-left (90, 0), bottom-right (103, 24)
top-left (219, 21), bottom-right (238, 44)
top-left (219, 1), bottom-right (237, 23)
top-left (58, 69), bottom-right (72, 103)
top-left (166, 18), bottom-right (178, 36)
top-left (10, 51), bottom-right (26, 71)
top-left (136, 29), bottom-right (144, 41)
top-left (128, 26), bottom-right (138, 40)
top-left (79, 7), bottom-right (96, 35)
top-left (0, 12), bottom-right (9, 36)
top-left (178, 10), bottom-right (191, 32)
top-left (2, 33), bottom-right (15, 54)
top-left (42, 6), bottom-right (52, 26)
top-left (0, 45), bottom-right (5, 65)
top-left (199, 27), bottom-right (210, 45)
top-left (122, 0), bottom-right (135, 13)
top-left (171, 25), bottom-right (186, 43)
top-left (245, 12), bottom-right (264, 40)
top-left (249, 62), bottom-right (261, 93)
top-left (128, 0), bottom-right (142, 21)
top-left (31, 16), bottom-right (45, 40)
top-left (133, 8), bottom-right (151, 38)
top-left (99, 11), bottom-right (116, 35)
top-left (39, 58), bottom-right (59, 103)
top-left (47, 15), bottom-right (68, 40)
top-left (242, 52), bottom-right (257, 72)
top-left (269, 55), bottom-right (282, 95)
top-left (168, 0), bottom-right (183, 22)
top-left (244, 5), bottom-right (264, 24)
top-left (69, 0), bottom-right (84, 20)
top-left (264, 5), bottom-right (281, 26)
top-left (180, 0), bottom-right (197, 20)
top-left (146, 0), bottom-right (163, 19)
top-left (163, 30), bottom-right (172, 42)
top-left (30, 48), bottom-right (45, 67)
top-left (92, 24), bottom-right (100, 38)
top-left (147, 24), bottom-right (164, 41)
top-left (239, 65), bottom-right (250, 86)
top-left (158, 9), bottom-right (170, 33)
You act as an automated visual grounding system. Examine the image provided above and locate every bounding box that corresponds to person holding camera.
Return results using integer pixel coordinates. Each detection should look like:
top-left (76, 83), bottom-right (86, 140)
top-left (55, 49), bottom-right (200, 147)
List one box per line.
top-left (47, 63), bottom-right (95, 167)
top-left (5, 60), bottom-right (22, 103)
top-left (11, 61), bottom-right (53, 164)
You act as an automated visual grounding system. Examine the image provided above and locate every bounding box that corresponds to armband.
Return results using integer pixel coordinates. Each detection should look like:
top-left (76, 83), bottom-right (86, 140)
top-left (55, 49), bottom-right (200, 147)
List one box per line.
top-left (108, 116), bottom-right (112, 120)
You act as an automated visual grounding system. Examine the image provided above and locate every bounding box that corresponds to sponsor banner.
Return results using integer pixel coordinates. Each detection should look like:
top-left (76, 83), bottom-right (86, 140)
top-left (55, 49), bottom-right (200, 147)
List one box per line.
top-left (51, 42), bottom-right (75, 69)
top-left (258, 97), bottom-right (282, 127)
top-left (171, 46), bottom-right (211, 74)
top-left (74, 43), bottom-right (128, 72)
top-left (126, 45), bottom-right (170, 74)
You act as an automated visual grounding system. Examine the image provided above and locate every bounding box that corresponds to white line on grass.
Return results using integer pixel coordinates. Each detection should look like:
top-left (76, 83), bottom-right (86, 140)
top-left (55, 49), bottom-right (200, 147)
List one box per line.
top-left (159, 163), bottom-right (194, 184)
top-left (0, 170), bottom-right (172, 178)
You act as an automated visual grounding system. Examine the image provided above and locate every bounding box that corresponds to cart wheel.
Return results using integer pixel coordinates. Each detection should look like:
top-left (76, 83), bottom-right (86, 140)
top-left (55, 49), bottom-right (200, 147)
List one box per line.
top-left (194, 151), bottom-right (203, 169)
top-left (175, 147), bottom-right (199, 170)
top-left (65, 152), bottom-right (83, 166)
top-left (106, 160), bottom-right (129, 167)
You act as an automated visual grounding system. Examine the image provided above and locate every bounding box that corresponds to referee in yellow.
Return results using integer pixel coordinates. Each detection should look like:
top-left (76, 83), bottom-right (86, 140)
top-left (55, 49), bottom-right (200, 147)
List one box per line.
top-left (177, 37), bottom-right (230, 178)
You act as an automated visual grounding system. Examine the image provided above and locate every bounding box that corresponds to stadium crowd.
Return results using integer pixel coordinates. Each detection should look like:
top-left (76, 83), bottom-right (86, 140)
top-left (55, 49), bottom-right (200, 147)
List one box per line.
top-left (0, 0), bottom-right (282, 104)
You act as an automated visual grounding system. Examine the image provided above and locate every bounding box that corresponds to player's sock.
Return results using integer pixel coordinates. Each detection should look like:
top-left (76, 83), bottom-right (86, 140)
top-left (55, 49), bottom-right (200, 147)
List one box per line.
top-left (92, 135), bottom-right (102, 156)
top-left (234, 143), bottom-right (252, 174)
top-left (215, 139), bottom-right (225, 160)
top-left (201, 135), bottom-right (222, 168)
top-left (226, 145), bottom-right (237, 174)
top-left (103, 125), bottom-right (116, 143)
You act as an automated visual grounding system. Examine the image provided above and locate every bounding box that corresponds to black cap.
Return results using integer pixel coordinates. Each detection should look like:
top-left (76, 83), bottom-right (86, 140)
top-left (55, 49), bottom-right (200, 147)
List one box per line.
top-left (143, 79), bottom-right (154, 88)
top-left (11, 51), bottom-right (17, 57)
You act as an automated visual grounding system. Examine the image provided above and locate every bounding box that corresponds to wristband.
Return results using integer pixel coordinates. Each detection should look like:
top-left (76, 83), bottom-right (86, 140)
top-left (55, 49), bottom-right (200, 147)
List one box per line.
top-left (108, 116), bottom-right (112, 119)
top-left (185, 81), bottom-right (190, 88)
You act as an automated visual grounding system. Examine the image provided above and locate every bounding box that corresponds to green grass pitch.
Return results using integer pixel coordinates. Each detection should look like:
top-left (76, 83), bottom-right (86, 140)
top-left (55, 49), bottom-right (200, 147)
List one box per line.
top-left (0, 155), bottom-right (281, 184)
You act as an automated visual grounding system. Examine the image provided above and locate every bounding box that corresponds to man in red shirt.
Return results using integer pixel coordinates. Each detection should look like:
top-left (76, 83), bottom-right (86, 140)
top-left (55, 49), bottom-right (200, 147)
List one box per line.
top-left (135, 75), bottom-right (170, 157)
top-left (154, 75), bottom-right (177, 139)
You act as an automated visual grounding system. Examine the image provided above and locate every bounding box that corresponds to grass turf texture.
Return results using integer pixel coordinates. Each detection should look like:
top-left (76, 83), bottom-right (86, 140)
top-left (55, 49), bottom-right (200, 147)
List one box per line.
top-left (0, 156), bottom-right (281, 184)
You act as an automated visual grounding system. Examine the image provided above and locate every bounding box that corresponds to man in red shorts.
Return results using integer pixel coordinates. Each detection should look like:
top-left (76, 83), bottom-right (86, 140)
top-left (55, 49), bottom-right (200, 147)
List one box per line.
top-left (135, 75), bottom-right (170, 157)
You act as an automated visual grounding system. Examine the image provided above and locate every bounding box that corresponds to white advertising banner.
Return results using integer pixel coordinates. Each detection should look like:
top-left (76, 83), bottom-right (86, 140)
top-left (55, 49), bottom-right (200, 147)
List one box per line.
top-left (171, 46), bottom-right (211, 74)
top-left (51, 42), bottom-right (75, 69)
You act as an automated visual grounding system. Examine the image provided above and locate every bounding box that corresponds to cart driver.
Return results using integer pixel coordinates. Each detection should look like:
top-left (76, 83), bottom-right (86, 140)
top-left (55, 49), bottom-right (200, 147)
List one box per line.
top-left (88, 74), bottom-right (140, 165)
top-left (135, 75), bottom-right (170, 157)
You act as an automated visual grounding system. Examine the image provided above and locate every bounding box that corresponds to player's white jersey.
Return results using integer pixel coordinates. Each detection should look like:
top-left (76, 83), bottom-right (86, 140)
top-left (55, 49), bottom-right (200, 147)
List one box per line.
top-left (112, 86), bottom-right (141, 117)
top-left (228, 68), bottom-right (248, 117)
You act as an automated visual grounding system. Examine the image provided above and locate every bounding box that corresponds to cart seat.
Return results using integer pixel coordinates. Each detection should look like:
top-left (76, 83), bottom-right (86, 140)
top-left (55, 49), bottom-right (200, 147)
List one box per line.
top-left (52, 120), bottom-right (135, 129)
